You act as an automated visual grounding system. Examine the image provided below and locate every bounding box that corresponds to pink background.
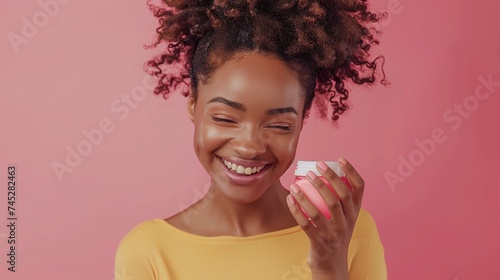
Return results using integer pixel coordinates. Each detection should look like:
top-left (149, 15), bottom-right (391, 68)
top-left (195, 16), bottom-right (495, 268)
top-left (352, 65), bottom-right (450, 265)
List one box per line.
top-left (1, 0), bottom-right (499, 279)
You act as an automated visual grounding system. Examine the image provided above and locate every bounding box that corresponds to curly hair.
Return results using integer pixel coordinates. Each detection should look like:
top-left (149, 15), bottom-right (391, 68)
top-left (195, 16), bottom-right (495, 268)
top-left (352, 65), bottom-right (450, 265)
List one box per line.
top-left (144, 0), bottom-right (387, 125)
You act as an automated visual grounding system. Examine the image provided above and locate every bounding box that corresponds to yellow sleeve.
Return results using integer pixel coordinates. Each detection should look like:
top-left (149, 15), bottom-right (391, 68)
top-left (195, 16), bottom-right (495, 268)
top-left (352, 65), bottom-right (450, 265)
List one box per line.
top-left (348, 208), bottom-right (388, 280)
top-left (114, 222), bottom-right (157, 280)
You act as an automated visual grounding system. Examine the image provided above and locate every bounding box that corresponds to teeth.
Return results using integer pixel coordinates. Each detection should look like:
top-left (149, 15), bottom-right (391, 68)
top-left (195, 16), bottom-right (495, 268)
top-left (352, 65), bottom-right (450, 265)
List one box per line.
top-left (237, 166), bottom-right (245, 174)
top-left (222, 158), bottom-right (266, 175)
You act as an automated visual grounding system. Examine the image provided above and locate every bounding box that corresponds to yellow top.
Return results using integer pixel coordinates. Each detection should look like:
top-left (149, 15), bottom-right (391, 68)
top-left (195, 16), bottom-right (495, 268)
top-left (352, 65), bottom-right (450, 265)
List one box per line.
top-left (114, 208), bottom-right (387, 280)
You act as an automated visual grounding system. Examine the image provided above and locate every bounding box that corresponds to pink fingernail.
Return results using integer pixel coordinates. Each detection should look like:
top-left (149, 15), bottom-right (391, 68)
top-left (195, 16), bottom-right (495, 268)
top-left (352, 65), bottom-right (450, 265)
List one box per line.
top-left (291, 184), bottom-right (300, 194)
top-left (338, 157), bottom-right (347, 166)
top-left (287, 194), bottom-right (295, 205)
top-left (306, 170), bottom-right (317, 180)
top-left (317, 161), bottom-right (328, 171)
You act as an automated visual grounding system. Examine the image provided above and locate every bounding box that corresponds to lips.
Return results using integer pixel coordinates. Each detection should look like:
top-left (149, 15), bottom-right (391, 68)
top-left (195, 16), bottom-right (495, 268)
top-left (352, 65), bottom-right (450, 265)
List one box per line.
top-left (216, 156), bottom-right (273, 185)
top-left (218, 156), bottom-right (272, 168)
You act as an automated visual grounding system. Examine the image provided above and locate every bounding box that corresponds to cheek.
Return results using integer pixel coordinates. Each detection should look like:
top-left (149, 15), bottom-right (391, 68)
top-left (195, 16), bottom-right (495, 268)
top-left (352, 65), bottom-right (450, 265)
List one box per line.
top-left (193, 121), bottom-right (225, 157)
top-left (272, 133), bottom-right (300, 164)
top-left (287, 134), bottom-right (300, 153)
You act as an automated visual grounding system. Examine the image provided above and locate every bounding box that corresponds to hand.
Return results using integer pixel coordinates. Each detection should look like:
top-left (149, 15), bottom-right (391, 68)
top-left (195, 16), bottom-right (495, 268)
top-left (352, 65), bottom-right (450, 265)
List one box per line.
top-left (286, 158), bottom-right (365, 278)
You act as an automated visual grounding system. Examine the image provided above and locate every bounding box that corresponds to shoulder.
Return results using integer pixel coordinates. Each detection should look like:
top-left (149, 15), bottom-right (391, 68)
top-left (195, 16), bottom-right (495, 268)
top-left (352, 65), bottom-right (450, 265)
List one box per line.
top-left (116, 219), bottom-right (164, 255)
top-left (114, 219), bottom-right (163, 279)
top-left (351, 207), bottom-right (382, 241)
top-left (348, 208), bottom-right (388, 279)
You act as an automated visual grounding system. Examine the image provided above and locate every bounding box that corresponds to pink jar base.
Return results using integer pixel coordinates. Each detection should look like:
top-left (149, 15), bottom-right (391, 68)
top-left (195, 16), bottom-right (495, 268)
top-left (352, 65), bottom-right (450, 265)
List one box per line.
top-left (293, 176), bottom-right (352, 220)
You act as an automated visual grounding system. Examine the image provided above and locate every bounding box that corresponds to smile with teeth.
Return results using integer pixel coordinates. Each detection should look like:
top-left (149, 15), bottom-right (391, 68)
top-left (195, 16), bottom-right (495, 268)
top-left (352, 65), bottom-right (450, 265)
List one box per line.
top-left (222, 159), bottom-right (266, 175)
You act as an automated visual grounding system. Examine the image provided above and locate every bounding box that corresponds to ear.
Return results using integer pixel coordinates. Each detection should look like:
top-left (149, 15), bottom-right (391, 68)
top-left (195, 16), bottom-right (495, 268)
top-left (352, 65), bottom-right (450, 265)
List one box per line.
top-left (186, 89), bottom-right (196, 123)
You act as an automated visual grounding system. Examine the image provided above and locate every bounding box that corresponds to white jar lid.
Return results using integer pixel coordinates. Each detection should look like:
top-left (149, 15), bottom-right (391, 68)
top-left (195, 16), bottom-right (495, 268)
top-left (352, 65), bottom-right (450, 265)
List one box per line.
top-left (294, 161), bottom-right (344, 177)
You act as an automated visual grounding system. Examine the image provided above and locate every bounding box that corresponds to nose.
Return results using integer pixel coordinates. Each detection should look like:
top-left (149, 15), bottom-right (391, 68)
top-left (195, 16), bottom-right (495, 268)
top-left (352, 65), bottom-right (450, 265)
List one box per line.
top-left (231, 126), bottom-right (268, 159)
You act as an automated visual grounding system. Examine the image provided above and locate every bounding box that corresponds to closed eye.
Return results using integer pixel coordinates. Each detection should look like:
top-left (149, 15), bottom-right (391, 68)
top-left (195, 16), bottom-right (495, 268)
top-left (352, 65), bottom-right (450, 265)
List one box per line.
top-left (211, 116), bottom-right (236, 124)
top-left (211, 116), bottom-right (291, 131)
top-left (268, 125), bottom-right (291, 131)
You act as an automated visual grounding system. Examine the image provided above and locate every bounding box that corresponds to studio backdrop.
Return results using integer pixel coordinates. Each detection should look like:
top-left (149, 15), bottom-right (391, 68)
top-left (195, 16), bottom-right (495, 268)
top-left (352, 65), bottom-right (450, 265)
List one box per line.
top-left (0, 0), bottom-right (499, 279)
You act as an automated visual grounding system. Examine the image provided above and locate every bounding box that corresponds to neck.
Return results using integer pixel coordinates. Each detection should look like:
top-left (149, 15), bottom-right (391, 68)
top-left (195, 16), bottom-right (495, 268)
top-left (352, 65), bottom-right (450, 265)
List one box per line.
top-left (200, 181), bottom-right (297, 237)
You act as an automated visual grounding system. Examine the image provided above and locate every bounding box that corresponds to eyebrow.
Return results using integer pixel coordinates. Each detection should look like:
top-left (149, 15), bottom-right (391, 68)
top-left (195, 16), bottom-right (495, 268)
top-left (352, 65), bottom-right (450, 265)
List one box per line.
top-left (207, 97), bottom-right (298, 116)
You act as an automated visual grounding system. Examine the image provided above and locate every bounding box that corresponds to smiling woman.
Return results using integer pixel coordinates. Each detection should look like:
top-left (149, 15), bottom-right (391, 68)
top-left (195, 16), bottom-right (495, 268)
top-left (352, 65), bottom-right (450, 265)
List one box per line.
top-left (115, 0), bottom-right (387, 279)
top-left (187, 52), bottom-right (304, 204)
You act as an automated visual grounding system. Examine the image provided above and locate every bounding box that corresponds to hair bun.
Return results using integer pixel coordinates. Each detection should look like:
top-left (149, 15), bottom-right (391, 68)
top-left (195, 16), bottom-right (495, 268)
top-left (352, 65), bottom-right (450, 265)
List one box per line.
top-left (145, 0), bottom-right (388, 125)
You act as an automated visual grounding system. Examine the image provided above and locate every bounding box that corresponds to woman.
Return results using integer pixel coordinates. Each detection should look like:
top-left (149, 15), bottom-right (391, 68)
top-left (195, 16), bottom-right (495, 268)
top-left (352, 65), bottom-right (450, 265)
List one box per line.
top-left (115, 0), bottom-right (387, 279)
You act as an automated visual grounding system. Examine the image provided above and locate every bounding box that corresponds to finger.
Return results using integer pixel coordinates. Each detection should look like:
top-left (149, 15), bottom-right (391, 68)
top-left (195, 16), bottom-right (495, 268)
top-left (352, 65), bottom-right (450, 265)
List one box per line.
top-left (288, 184), bottom-right (324, 231)
top-left (314, 161), bottom-right (354, 217)
top-left (286, 191), bottom-right (320, 241)
top-left (337, 157), bottom-right (365, 212)
top-left (304, 170), bottom-right (346, 225)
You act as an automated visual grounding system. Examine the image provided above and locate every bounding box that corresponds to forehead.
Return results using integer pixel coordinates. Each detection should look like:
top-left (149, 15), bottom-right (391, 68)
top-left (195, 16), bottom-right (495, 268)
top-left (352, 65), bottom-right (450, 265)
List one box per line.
top-left (198, 53), bottom-right (304, 107)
